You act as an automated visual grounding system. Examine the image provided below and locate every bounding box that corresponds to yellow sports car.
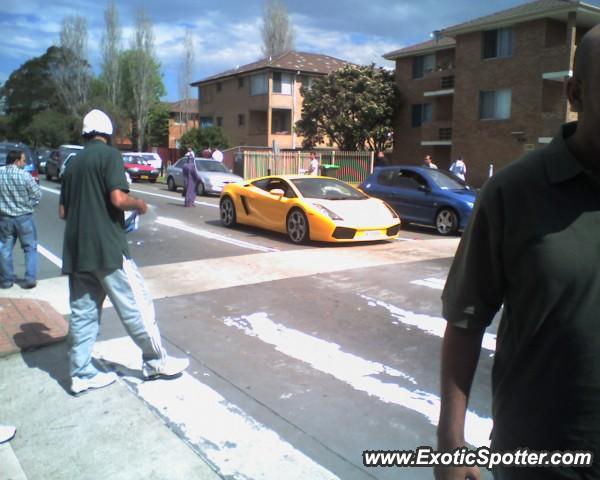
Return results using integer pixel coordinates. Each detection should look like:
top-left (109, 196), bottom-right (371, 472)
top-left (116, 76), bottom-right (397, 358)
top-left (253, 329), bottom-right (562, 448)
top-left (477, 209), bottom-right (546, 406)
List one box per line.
top-left (219, 175), bottom-right (401, 244)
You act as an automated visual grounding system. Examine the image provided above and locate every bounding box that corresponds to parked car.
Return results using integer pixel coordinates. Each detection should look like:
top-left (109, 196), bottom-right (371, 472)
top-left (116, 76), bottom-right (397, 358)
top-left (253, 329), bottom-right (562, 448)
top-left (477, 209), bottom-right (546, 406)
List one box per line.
top-left (46, 144), bottom-right (83, 181)
top-left (166, 157), bottom-right (243, 195)
top-left (219, 175), bottom-right (401, 244)
top-left (58, 152), bottom-right (79, 180)
top-left (122, 155), bottom-right (159, 182)
top-left (0, 142), bottom-right (39, 183)
top-left (359, 166), bottom-right (476, 235)
top-left (121, 151), bottom-right (163, 170)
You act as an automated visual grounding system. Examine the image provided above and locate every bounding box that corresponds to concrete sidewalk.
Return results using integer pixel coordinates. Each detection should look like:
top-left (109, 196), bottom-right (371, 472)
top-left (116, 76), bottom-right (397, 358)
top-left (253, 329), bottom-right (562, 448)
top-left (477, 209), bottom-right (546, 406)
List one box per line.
top-left (0, 298), bottom-right (222, 480)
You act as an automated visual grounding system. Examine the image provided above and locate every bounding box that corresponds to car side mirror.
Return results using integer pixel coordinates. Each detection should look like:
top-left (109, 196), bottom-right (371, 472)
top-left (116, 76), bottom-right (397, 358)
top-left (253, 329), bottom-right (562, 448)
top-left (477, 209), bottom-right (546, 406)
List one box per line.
top-left (270, 188), bottom-right (285, 197)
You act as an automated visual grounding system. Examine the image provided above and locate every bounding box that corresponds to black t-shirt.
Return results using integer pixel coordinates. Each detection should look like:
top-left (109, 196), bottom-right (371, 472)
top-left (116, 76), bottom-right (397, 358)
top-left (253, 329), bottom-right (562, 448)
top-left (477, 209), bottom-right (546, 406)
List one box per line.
top-left (443, 123), bottom-right (600, 478)
top-left (60, 140), bottom-right (130, 273)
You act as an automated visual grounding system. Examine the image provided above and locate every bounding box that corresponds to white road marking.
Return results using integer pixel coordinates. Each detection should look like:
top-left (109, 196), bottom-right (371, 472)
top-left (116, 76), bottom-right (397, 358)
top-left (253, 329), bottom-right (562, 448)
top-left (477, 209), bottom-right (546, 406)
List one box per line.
top-left (155, 216), bottom-right (279, 253)
top-left (222, 312), bottom-right (492, 447)
top-left (410, 277), bottom-right (446, 290)
top-left (92, 337), bottom-right (340, 480)
top-left (37, 245), bottom-right (62, 268)
top-left (40, 185), bottom-right (59, 195)
top-left (129, 188), bottom-right (218, 208)
top-left (361, 295), bottom-right (497, 353)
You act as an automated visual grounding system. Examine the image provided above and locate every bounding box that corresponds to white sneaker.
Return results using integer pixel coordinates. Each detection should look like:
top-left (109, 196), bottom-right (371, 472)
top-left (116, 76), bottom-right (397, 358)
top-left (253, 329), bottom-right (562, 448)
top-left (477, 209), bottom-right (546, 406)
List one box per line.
top-left (71, 371), bottom-right (118, 396)
top-left (0, 425), bottom-right (16, 444)
top-left (142, 356), bottom-right (189, 380)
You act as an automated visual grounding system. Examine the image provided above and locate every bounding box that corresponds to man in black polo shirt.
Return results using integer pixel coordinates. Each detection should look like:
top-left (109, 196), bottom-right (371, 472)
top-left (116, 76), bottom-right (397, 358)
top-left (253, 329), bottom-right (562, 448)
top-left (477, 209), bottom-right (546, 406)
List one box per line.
top-left (60, 109), bottom-right (188, 396)
top-left (436, 25), bottom-right (600, 480)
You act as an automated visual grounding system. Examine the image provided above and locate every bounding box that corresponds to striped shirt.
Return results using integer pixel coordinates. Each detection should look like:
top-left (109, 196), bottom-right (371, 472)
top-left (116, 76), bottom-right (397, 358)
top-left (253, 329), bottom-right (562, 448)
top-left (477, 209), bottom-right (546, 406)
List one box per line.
top-left (0, 165), bottom-right (41, 216)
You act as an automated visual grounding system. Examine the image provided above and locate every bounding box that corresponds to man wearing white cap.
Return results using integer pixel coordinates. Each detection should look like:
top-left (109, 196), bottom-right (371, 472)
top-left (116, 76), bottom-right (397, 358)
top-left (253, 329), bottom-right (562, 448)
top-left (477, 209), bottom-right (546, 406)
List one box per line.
top-left (59, 109), bottom-right (189, 396)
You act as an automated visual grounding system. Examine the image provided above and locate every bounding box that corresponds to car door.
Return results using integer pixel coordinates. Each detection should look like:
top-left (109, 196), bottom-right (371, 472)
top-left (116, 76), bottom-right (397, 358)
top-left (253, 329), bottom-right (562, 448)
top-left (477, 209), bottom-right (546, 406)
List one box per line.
top-left (392, 170), bottom-right (437, 224)
top-left (171, 158), bottom-right (186, 187)
top-left (245, 178), bottom-right (294, 232)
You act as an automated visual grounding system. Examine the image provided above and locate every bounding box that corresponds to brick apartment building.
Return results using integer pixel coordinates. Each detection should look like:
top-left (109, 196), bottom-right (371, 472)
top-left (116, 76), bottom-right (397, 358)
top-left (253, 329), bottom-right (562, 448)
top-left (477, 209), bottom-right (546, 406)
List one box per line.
top-left (191, 51), bottom-right (349, 150)
top-left (166, 99), bottom-right (199, 149)
top-left (384, 0), bottom-right (600, 186)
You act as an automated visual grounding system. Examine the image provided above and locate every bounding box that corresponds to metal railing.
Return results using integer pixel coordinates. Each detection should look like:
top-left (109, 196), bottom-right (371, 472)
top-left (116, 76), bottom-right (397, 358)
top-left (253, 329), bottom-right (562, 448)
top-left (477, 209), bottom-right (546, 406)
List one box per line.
top-left (242, 150), bottom-right (375, 184)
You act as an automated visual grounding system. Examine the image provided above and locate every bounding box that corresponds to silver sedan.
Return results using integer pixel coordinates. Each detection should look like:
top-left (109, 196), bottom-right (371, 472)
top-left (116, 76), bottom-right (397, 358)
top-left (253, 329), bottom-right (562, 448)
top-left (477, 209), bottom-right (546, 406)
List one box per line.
top-left (166, 157), bottom-right (243, 195)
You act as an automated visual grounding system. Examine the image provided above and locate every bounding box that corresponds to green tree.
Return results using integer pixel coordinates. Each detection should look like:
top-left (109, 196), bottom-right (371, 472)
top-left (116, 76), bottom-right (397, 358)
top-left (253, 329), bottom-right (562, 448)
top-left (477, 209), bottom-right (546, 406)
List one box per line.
top-left (24, 110), bottom-right (73, 148)
top-left (179, 126), bottom-right (229, 153)
top-left (1, 46), bottom-right (68, 137)
top-left (296, 64), bottom-right (401, 151)
top-left (147, 102), bottom-right (169, 147)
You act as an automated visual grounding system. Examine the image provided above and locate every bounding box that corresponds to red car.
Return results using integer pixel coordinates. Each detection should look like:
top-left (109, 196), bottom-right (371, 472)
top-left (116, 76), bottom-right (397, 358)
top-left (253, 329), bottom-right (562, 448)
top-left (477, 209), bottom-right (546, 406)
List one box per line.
top-left (122, 154), bottom-right (159, 183)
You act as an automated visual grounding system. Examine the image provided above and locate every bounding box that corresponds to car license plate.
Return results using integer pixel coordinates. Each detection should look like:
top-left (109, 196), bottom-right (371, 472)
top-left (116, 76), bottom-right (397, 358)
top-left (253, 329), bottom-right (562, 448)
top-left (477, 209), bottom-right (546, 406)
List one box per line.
top-left (141, 175), bottom-right (148, 179)
top-left (362, 230), bottom-right (385, 239)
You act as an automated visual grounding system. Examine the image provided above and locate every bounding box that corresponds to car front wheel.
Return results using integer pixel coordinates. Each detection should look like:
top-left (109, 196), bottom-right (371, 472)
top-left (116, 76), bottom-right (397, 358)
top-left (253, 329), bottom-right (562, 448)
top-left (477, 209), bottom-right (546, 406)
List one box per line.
top-left (435, 208), bottom-right (458, 236)
top-left (220, 197), bottom-right (237, 227)
top-left (287, 208), bottom-right (309, 244)
top-left (167, 176), bottom-right (176, 191)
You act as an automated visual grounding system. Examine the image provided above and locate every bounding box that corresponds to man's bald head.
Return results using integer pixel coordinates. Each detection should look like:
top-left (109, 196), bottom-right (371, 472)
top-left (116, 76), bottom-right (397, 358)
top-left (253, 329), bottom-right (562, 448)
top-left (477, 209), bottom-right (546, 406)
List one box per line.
top-left (573, 24), bottom-right (600, 83)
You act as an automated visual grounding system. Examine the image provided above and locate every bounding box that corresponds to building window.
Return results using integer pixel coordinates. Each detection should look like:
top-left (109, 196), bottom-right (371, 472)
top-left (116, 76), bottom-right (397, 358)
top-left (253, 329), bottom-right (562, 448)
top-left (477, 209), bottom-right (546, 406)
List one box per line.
top-left (216, 116), bottom-right (223, 127)
top-left (411, 103), bottom-right (432, 127)
top-left (250, 73), bottom-right (268, 95)
top-left (483, 27), bottom-right (513, 59)
top-left (271, 109), bottom-right (291, 134)
top-left (200, 117), bottom-right (213, 127)
top-left (480, 89), bottom-right (512, 119)
top-left (238, 77), bottom-right (244, 89)
top-left (216, 82), bottom-right (222, 92)
top-left (273, 72), bottom-right (292, 94)
top-left (238, 114), bottom-right (245, 126)
top-left (412, 54), bottom-right (435, 79)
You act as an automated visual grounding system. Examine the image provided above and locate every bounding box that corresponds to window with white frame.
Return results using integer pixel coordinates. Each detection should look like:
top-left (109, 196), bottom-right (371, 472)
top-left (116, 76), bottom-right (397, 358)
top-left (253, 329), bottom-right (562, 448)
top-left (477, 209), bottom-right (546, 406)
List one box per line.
top-left (250, 73), bottom-right (268, 95)
top-left (273, 72), bottom-right (292, 94)
top-left (483, 27), bottom-right (513, 59)
top-left (480, 89), bottom-right (512, 119)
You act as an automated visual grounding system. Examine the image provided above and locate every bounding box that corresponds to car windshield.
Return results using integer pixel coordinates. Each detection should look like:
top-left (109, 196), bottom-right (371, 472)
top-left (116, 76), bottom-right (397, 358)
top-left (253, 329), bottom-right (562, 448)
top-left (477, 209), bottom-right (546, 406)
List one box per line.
top-left (426, 169), bottom-right (467, 190)
top-left (0, 144), bottom-right (33, 167)
top-left (291, 177), bottom-right (368, 200)
top-left (141, 155), bottom-right (156, 162)
top-left (195, 160), bottom-right (228, 172)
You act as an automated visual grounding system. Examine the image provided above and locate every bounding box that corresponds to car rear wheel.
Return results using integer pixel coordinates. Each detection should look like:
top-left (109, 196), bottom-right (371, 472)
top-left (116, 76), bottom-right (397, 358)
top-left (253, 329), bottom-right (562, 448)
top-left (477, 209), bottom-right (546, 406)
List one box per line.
top-left (220, 196), bottom-right (237, 227)
top-left (197, 181), bottom-right (205, 196)
top-left (435, 208), bottom-right (458, 236)
top-left (167, 176), bottom-right (176, 191)
top-left (287, 208), bottom-right (309, 244)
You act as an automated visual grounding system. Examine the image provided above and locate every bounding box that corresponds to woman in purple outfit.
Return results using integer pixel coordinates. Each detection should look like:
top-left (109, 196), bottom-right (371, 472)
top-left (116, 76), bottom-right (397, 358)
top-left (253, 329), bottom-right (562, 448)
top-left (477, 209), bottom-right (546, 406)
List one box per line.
top-left (182, 156), bottom-right (199, 207)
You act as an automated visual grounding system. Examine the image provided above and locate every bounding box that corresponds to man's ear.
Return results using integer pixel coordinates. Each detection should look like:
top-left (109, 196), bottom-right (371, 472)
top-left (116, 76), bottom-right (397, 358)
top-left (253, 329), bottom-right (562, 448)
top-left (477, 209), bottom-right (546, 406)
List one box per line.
top-left (566, 76), bottom-right (583, 113)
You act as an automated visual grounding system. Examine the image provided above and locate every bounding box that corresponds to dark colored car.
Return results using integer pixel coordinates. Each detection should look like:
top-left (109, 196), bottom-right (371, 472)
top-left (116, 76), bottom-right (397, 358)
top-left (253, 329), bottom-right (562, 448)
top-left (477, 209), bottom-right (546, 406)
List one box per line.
top-left (122, 155), bottom-right (159, 182)
top-left (359, 166), bottom-right (476, 235)
top-left (46, 144), bottom-right (83, 181)
top-left (0, 142), bottom-right (39, 183)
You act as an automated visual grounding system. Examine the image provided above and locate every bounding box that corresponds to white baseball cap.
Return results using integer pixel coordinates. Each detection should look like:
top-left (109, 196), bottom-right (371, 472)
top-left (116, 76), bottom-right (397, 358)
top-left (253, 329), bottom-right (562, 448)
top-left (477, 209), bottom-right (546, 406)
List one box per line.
top-left (82, 109), bottom-right (114, 136)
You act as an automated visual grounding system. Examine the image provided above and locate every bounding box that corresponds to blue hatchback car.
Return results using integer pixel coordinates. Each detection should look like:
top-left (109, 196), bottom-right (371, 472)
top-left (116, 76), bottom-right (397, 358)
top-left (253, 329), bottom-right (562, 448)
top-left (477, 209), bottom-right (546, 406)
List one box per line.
top-left (359, 166), bottom-right (476, 235)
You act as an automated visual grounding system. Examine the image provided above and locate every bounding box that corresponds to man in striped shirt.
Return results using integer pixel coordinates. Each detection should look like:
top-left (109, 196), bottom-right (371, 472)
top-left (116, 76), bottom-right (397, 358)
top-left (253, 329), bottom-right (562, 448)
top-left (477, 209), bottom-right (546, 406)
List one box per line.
top-left (0, 150), bottom-right (41, 289)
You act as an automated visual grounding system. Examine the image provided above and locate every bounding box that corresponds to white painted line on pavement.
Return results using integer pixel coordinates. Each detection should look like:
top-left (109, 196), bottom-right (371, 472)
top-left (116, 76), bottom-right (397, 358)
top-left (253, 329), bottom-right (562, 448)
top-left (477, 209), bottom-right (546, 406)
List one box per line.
top-left (410, 277), bottom-right (446, 290)
top-left (222, 312), bottom-right (492, 447)
top-left (38, 245), bottom-right (62, 268)
top-left (40, 185), bottom-right (59, 195)
top-left (129, 188), bottom-right (218, 208)
top-left (92, 337), bottom-right (340, 480)
top-left (361, 295), bottom-right (497, 353)
top-left (156, 216), bottom-right (279, 253)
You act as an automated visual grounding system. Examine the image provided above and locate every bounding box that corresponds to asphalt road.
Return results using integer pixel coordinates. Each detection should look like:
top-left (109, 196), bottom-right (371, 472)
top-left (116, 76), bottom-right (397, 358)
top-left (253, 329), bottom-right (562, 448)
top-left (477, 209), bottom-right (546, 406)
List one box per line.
top-left (14, 178), bottom-right (497, 480)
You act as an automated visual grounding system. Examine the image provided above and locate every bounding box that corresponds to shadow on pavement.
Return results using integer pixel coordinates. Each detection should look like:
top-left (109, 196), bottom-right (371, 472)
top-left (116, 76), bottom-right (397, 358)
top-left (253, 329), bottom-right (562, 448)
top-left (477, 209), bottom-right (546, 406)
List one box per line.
top-left (18, 335), bottom-right (72, 394)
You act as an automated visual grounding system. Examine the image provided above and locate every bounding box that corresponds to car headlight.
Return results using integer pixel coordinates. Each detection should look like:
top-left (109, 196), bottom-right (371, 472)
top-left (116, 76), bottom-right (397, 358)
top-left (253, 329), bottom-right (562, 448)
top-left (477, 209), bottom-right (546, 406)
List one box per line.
top-left (129, 168), bottom-right (139, 172)
top-left (313, 203), bottom-right (343, 221)
top-left (465, 201), bottom-right (474, 208)
top-left (152, 169), bottom-right (159, 174)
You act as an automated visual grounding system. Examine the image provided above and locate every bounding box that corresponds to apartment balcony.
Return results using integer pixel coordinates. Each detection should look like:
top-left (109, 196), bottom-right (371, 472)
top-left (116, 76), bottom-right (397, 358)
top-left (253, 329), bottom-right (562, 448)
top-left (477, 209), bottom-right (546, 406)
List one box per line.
top-left (541, 44), bottom-right (572, 81)
top-left (423, 74), bottom-right (455, 97)
top-left (420, 121), bottom-right (453, 146)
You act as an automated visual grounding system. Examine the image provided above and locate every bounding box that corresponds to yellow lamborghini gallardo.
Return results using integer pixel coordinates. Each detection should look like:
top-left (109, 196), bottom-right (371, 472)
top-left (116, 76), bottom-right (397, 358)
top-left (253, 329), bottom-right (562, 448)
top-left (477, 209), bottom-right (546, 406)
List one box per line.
top-left (219, 175), bottom-right (401, 244)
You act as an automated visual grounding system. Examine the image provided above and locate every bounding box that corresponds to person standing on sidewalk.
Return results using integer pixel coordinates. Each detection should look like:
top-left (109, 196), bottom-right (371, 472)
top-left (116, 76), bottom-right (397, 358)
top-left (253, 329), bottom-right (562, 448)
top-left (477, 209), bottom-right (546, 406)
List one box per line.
top-left (436, 25), bottom-right (600, 480)
top-left (60, 109), bottom-right (189, 396)
top-left (0, 150), bottom-right (41, 289)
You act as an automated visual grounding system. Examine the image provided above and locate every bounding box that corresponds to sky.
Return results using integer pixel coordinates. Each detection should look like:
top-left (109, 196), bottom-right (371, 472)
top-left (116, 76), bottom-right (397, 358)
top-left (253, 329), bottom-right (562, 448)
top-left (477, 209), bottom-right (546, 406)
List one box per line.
top-left (1, 0), bottom-right (598, 102)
